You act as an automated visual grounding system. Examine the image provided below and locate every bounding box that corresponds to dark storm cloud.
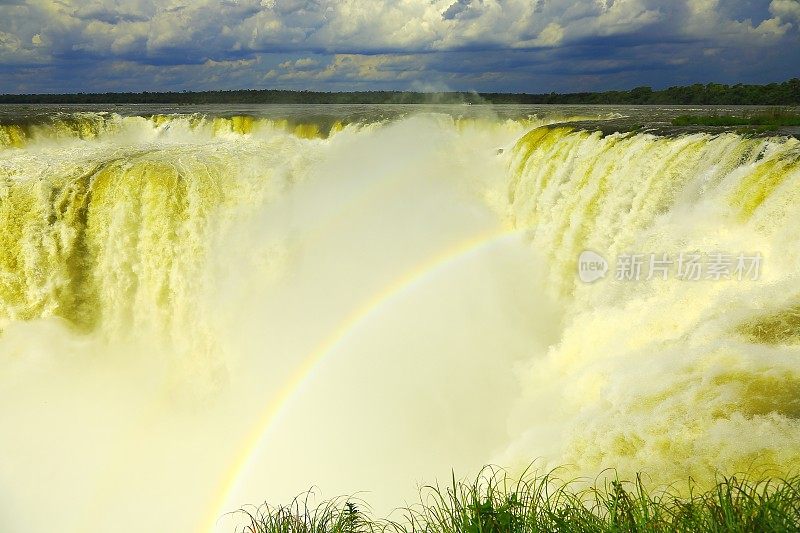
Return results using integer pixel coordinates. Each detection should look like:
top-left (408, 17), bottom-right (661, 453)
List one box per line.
top-left (0, 0), bottom-right (797, 93)
top-left (442, 0), bottom-right (473, 20)
top-left (73, 8), bottom-right (150, 25)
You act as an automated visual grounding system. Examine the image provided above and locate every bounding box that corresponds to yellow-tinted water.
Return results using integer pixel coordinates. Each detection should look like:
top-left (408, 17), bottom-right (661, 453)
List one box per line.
top-left (0, 110), bottom-right (798, 532)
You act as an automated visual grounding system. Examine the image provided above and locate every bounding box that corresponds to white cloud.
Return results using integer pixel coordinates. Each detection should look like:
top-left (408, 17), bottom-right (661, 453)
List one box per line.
top-left (7, 0), bottom-right (788, 62)
top-left (533, 22), bottom-right (564, 47)
top-left (0, 0), bottom-right (796, 91)
top-left (770, 0), bottom-right (800, 22)
top-left (278, 57), bottom-right (319, 70)
top-left (269, 53), bottom-right (426, 83)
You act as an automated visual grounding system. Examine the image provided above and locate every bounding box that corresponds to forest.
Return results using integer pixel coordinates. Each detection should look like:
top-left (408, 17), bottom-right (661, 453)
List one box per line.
top-left (0, 79), bottom-right (798, 105)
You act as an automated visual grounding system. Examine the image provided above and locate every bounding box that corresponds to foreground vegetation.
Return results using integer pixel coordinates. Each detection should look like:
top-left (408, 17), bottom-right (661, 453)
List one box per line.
top-left (2, 79), bottom-right (799, 105)
top-left (673, 110), bottom-right (800, 132)
top-left (234, 466), bottom-right (800, 532)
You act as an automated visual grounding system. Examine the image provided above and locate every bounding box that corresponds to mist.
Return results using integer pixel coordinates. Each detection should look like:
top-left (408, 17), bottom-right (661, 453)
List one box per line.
top-left (0, 112), bottom-right (561, 532)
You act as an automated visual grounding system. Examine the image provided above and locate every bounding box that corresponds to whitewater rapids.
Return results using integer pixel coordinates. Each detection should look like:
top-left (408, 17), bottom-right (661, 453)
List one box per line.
top-left (0, 108), bottom-right (798, 532)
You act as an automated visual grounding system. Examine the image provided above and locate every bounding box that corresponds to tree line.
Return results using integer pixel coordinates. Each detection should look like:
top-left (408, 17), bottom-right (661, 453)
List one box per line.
top-left (1, 79), bottom-right (798, 105)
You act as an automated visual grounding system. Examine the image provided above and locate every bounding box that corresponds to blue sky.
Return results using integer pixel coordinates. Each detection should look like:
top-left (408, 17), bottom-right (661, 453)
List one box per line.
top-left (0, 0), bottom-right (798, 93)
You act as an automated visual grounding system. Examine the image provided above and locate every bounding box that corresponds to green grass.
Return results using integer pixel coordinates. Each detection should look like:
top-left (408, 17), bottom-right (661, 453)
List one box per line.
top-left (233, 466), bottom-right (800, 532)
top-left (672, 111), bottom-right (800, 131)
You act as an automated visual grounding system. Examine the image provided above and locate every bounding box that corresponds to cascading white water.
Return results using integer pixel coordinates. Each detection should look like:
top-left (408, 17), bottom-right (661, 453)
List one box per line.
top-left (501, 126), bottom-right (800, 483)
top-left (0, 109), bottom-right (798, 532)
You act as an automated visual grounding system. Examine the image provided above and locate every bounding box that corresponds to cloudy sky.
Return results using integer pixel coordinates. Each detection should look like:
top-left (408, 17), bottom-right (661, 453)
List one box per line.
top-left (0, 0), bottom-right (798, 93)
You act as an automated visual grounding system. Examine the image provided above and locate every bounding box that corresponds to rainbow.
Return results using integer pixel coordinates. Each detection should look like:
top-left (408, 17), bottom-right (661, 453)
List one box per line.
top-left (203, 226), bottom-right (522, 531)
